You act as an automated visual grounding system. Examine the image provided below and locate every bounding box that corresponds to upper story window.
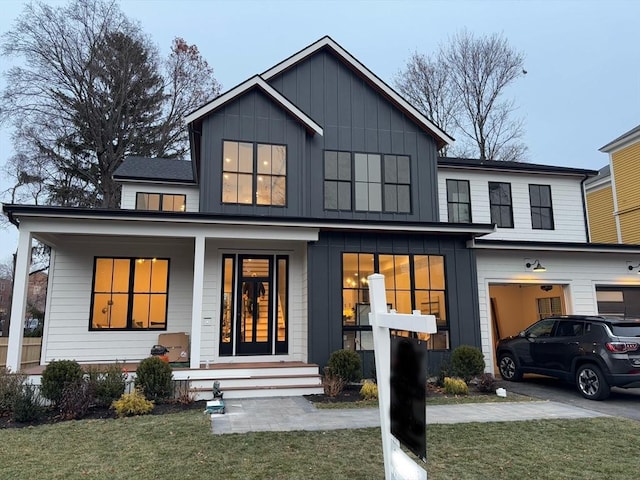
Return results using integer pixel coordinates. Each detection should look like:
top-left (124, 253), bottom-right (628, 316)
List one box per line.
top-left (90, 257), bottom-right (169, 330)
top-left (324, 151), bottom-right (411, 213)
top-left (446, 179), bottom-right (471, 223)
top-left (489, 182), bottom-right (514, 228)
top-left (222, 141), bottom-right (286, 206)
top-left (136, 193), bottom-right (186, 212)
top-left (529, 184), bottom-right (554, 230)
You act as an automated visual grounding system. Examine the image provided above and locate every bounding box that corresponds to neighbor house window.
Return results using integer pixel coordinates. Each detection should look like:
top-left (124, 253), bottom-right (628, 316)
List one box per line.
top-left (222, 141), bottom-right (286, 206)
top-left (90, 257), bottom-right (169, 330)
top-left (489, 182), bottom-right (513, 228)
top-left (446, 179), bottom-right (471, 223)
top-left (529, 184), bottom-right (554, 230)
top-left (325, 151), bottom-right (411, 213)
top-left (136, 193), bottom-right (186, 212)
top-left (342, 253), bottom-right (448, 351)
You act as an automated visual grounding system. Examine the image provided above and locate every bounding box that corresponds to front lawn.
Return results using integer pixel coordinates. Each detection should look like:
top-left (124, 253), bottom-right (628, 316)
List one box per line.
top-left (0, 409), bottom-right (637, 479)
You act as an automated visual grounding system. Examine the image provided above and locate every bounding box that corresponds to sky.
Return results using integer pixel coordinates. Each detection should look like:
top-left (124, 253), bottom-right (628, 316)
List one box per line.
top-left (0, 0), bottom-right (639, 262)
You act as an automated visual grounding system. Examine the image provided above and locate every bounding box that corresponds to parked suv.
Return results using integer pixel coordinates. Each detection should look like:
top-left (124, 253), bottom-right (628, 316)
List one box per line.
top-left (496, 315), bottom-right (640, 400)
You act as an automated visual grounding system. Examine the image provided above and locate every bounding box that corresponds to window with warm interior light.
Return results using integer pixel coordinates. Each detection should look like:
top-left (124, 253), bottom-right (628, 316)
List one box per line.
top-left (222, 141), bottom-right (286, 206)
top-left (136, 193), bottom-right (186, 212)
top-left (90, 257), bottom-right (169, 330)
top-left (342, 253), bottom-right (448, 351)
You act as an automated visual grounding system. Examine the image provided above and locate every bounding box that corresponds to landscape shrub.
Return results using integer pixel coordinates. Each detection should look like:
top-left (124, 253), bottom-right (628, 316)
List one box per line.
top-left (59, 378), bottom-right (94, 419)
top-left (135, 356), bottom-right (173, 402)
top-left (12, 383), bottom-right (44, 423)
top-left (41, 360), bottom-right (84, 406)
top-left (443, 377), bottom-right (469, 395)
top-left (359, 380), bottom-right (378, 400)
top-left (322, 366), bottom-right (346, 398)
top-left (0, 368), bottom-right (28, 416)
top-left (87, 363), bottom-right (127, 407)
top-left (451, 345), bottom-right (485, 382)
top-left (475, 372), bottom-right (498, 393)
top-left (327, 349), bottom-right (362, 383)
top-left (112, 388), bottom-right (154, 417)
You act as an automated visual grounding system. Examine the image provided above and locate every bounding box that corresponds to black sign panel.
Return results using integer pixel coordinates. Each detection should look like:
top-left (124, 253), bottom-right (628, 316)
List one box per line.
top-left (390, 334), bottom-right (426, 462)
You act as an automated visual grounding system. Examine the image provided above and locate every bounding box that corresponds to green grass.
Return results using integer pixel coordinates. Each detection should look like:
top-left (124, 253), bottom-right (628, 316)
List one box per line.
top-left (0, 410), bottom-right (637, 479)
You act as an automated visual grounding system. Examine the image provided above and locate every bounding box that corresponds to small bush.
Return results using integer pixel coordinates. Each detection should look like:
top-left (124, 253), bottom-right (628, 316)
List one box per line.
top-left (359, 380), bottom-right (378, 400)
top-left (451, 345), bottom-right (485, 382)
top-left (322, 366), bottom-right (346, 398)
top-left (173, 379), bottom-right (195, 405)
top-left (12, 383), bottom-right (44, 423)
top-left (0, 368), bottom-right (28, 416)
top-left (59, 378), bottom-right (94, 419)
top-left (476, 373), bottom-right (498, 393)
top-left (327, 349), bottom-right (362, 383)
top-left (435, 360), bottom-right (452, 388)
top-left (135, 356), bottom-right (173, 402)
top-left (443, 377), bottom-right (469, 395)
top-left (112, 388), bottom-right (154, 417)
top-left (41, 360), bottom-right (84, 406)
top-left (87, 363), bottom-right (127, 407)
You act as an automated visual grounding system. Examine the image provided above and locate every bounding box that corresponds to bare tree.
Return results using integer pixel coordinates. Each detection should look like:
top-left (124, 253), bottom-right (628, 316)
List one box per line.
top-left (396, 30), bottom-right (527, 161)
top-left (0, 0), bottom-right (221, 208)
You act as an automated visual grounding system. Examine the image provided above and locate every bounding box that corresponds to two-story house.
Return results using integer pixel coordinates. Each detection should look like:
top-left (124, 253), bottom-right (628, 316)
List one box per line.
top-left (4, 37), bottom-right (495, 396)
top-left (438, 157), bottom-right (640, 371)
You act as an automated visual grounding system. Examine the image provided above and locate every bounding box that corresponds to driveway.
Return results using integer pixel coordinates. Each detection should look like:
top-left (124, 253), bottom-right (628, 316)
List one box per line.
top-left (500, 375), bottom-right (640, 421)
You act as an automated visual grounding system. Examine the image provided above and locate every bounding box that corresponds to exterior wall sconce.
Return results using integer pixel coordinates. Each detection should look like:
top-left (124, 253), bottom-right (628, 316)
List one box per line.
top-left (525, 260), bottom-right (546, 272)
top-left (627, 263), bottom-right (640, 274)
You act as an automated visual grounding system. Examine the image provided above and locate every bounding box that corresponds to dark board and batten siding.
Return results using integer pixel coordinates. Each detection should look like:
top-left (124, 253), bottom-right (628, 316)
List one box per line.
top-left (307, 231), bottom-right (482, 371)
top-left (198, 48), bottom-right (441, 222)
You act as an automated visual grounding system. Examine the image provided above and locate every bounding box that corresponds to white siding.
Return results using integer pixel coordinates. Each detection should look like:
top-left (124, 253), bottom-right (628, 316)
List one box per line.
top-left (120, 183), bottom-right (200, 212)
top-left (438, 169), bottom-right (588, 242)
top-left (475, 249), bottom-right (640, 373)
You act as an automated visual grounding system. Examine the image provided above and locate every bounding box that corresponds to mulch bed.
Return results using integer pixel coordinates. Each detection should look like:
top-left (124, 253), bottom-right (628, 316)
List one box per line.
top-left (0, 400), bottom-right (206, 430)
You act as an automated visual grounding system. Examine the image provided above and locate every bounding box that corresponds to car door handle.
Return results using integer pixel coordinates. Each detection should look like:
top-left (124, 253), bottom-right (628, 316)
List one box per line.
top-left (568, 341), bottom-right (579, 345)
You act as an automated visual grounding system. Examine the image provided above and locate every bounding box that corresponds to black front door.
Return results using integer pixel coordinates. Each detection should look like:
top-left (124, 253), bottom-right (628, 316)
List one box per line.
top-left (236, 256), bottom-right (273, 355)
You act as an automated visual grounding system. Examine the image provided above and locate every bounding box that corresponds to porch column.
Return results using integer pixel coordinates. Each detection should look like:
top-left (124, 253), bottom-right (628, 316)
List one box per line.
top-left (7, 228), bottom-right (33, 372)
top-left (190, 235), bottom-right (205, 369)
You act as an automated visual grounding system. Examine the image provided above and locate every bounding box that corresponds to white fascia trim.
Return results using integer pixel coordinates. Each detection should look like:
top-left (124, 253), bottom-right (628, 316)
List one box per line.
top-left (583, 175), bottom-right (611, 193)
top-left (467, 239), bottom-right (640, 254)
top-left (114, 178), bottom-right (197, 186)
top-left (438, 164), bottom-right (588, 178)
top-left (185, 75), bottom-right (323, 136)
top-left (261, 36), bottom-right (453, 146)
top-left (599, 125), bottom-right (640, 153)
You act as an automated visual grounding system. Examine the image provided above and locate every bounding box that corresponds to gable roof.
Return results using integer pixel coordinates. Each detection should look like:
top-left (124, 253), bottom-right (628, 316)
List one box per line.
top-left (261, 36), bottom-right (453, 150)
top-left (599, 123), bottom-right (640, 153)
top-left (113, 157), bottom-right (195, 183)
top-left (184, 75), bottom-right (323, 135)
top-left (438, 157), bottom-right (598, 177)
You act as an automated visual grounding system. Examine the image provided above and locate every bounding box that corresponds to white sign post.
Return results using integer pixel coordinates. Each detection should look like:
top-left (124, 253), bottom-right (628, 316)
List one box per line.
top-left (368, 273), bottom-right (437, 480)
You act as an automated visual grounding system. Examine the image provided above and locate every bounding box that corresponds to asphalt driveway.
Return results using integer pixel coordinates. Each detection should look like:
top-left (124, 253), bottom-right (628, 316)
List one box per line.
top-left (500, 375), bottom-right (640, 421)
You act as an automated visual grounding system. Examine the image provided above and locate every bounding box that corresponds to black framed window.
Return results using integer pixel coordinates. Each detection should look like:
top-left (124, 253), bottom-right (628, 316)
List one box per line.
top-left (342, 253), bottom-right (449, 351)
top-left (222, 140), bottom-right (286, 206)
top-left (136, 193), bottom-right (186, 212)
top-left (324, 151), bottom-right (411, 213)
top-left (446, 179), bottom-right (471, 223)
top-left (90, 257), bottom-right (169, 330)
top-left (489, 182), bottom-right (514, 228)
top-left (529, 184), bottom-right (554, 230)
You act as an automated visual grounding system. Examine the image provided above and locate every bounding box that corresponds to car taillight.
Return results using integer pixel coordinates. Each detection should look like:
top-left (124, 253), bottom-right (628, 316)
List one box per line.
top-left (605, 342), bottom-right (640, 353)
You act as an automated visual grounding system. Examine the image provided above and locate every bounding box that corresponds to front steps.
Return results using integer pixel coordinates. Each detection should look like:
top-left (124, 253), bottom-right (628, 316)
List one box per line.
top-left (173, 361), bottom-right (324, 400)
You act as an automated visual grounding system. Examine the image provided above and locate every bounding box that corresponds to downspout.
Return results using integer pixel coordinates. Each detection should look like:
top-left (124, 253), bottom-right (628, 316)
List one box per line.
top-left (580, 175), bottom-right (591, 243)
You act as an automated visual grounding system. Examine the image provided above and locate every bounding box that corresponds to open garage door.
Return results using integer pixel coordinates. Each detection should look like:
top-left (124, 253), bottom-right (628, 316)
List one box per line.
top-left (489, 284), bottom-right (567, 373)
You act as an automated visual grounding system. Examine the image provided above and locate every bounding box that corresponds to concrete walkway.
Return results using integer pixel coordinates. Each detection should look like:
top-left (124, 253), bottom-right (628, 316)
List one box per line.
top-left (210, 396), bottom-right (609, 435)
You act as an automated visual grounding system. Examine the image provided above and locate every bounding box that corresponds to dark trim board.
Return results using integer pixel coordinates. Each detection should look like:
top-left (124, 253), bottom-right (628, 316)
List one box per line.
top-left (306, 230), bottom-right (482, 374)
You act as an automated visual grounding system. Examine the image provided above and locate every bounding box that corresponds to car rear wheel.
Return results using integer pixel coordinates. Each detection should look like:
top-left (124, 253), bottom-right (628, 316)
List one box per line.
top-left (576, 364), bottom-right (610, 400)
top-left (498, 353), bottom-right (522, 381)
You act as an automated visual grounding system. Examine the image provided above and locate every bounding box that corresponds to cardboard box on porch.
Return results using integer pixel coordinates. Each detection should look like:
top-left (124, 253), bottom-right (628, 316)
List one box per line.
top-left (158, 332), bottom-right (190, 363)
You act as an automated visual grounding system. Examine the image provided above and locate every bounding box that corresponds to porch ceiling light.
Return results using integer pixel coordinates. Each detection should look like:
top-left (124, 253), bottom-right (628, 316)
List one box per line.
top-left (526, 260), bottom-right (546, 273)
